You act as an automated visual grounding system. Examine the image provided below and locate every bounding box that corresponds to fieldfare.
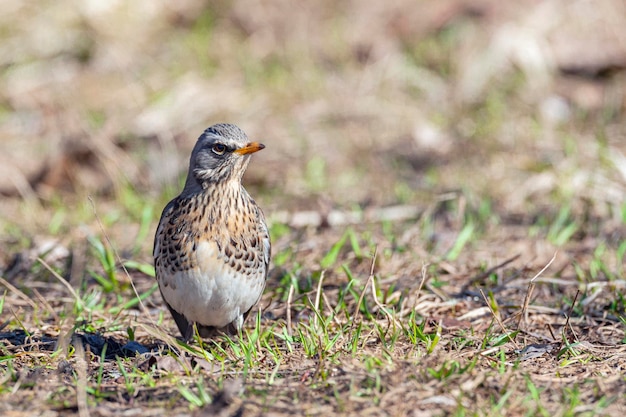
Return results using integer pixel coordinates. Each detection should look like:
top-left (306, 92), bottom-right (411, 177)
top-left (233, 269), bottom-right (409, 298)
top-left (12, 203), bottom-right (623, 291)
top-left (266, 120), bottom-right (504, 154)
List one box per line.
top-left (154, 123), bottom-right (270, 341)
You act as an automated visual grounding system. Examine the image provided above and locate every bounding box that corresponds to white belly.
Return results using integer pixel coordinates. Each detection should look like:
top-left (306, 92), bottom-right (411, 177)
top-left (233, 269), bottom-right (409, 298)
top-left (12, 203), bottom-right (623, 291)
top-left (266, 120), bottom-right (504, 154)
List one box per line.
top-left (159, 241), bottom-right (265, 328)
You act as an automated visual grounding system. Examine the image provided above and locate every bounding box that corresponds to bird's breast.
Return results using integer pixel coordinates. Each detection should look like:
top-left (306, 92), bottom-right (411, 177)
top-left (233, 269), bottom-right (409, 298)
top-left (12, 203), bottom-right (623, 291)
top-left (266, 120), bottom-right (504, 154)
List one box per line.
top-left (158, 239), bottom-right (265, 328)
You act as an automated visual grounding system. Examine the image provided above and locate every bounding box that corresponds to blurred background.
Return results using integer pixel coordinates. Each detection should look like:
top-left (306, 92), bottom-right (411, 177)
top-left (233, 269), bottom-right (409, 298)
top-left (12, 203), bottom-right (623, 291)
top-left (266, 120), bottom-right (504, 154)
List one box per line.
top-left (1, 3), bottom-right (625, 413)
top-left (0, 0), bottom-right (625, 265)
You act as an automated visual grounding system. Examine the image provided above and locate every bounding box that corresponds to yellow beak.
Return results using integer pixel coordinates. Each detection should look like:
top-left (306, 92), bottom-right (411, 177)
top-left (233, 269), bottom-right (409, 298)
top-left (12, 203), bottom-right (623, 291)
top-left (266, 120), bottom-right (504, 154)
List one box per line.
top-left (234, 142), bottom-right (265, 155)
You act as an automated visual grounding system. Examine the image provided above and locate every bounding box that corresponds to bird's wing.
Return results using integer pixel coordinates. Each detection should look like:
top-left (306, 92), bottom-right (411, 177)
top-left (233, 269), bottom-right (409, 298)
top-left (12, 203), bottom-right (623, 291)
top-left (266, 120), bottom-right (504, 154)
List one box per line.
top-left (258, 208), bottom-right (271, 277)
top-left (153, 199), bottom-right (177, 260)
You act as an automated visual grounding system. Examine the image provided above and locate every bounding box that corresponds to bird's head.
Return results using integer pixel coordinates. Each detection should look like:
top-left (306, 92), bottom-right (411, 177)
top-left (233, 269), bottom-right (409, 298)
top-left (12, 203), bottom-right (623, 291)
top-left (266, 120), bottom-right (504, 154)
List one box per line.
top-left (183, 123), bottom-right (265, 192)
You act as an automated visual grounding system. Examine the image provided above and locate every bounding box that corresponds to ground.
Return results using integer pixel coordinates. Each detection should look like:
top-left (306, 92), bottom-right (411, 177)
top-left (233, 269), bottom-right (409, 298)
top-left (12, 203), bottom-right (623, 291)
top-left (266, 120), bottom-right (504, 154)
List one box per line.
top-left (1, 1), bottom-right (626, 416)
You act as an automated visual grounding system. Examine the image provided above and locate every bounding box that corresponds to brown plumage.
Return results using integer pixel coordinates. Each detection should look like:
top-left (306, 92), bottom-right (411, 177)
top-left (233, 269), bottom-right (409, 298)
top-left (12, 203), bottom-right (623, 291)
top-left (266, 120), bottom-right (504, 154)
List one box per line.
top-left (154, 124), bottom-right (270, 341)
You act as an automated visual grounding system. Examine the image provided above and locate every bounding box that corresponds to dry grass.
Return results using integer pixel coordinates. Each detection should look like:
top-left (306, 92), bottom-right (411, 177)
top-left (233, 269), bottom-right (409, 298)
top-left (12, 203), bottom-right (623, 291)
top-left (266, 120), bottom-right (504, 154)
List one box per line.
top-left (1, 1), bottom-right (626, 416)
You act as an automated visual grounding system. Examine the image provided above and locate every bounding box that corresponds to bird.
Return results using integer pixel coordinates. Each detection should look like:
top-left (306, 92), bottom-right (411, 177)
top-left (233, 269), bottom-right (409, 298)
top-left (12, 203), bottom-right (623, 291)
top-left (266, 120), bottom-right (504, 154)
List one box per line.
top-left (153, 123), bottom-right (270, 341)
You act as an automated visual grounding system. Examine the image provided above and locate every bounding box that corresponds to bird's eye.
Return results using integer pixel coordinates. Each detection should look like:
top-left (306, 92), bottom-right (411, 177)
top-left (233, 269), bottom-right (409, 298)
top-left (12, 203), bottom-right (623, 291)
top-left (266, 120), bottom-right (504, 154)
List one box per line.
top-left (212, 144), bottom-right (226, 155)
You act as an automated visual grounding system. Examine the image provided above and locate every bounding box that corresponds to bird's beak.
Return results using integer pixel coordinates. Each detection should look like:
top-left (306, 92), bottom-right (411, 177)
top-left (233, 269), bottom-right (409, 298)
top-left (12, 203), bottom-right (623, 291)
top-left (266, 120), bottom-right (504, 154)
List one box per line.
top-left (234, 142), bottom-right (265, 155)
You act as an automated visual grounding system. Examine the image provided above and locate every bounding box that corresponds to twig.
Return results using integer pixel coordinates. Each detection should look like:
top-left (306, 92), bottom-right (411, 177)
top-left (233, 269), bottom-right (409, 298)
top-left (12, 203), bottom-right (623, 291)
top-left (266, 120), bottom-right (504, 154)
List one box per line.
top-left (460, 254), bottom-right (521, 295)
top-left (8, 306), bottom-right (28, 336)
top-left (363, 247), bottom-right (399, 329)
top-left (353, 247), bottom-right (401, 330)
top-left (313, 271), bottom-right (325, 329)
top-left (37, 257), bottom-right (80, 357)
top-left (416, 263), bottom-right (428, 301)
top-left (286, 284), bottom-right (294, 336)
top-left (517, 252), bottom-right (557, 330)
top-left (0, 276), bottom-right (39, 310)
top-left (369, 266), bottom-right (401, 330)
top-left (562, 289), bottom-right (581, 344)
top-left (353, 247), bottom-right (377, 326)
top-left (37, 257), bottom-right (83, 310)
top-left (32, 288), bottom-right (58, 320)
top-left (546, 322), bottom-right (557, 341)
top-left (409, 263), bottom-right (429, 315)
top-left (322, 292), bottom-right (342, 326)
top-left (73, 335), bottom-right (90, 417)
top-left (479, 289), bottom-right (520, 350)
